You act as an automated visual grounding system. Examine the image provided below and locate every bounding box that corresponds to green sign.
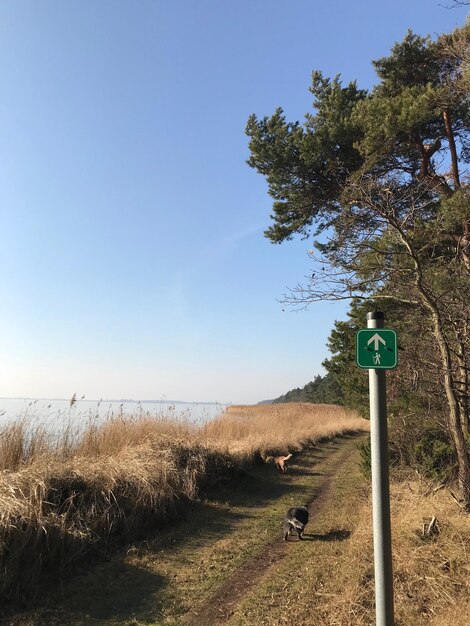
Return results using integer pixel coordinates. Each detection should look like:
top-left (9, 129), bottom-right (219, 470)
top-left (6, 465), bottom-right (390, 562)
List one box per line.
top-left (356, 329), bottom-right (398, 369)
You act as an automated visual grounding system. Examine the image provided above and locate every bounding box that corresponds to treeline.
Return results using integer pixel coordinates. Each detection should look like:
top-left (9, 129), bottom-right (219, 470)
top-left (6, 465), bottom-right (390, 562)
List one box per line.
top-left (322, 299), bottom-right (457, 477)
top-left (247, 21), bottom-right (470, 506)
top-left (272, 372), bottom-right (343, 405)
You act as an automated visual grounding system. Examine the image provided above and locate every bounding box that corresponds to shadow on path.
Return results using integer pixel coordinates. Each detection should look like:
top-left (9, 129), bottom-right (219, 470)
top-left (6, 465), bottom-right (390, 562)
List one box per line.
top-left (299, 529), bottom-right (352, 542)
top-left (27, 464), bottom-right (309, 624)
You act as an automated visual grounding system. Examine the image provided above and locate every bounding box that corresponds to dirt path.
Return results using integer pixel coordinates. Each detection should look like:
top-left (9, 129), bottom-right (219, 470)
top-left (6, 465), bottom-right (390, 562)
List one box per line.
top-left (14, 433), bottom-right (367, 626)
top-left (183, 438), bottom-right (362, 626)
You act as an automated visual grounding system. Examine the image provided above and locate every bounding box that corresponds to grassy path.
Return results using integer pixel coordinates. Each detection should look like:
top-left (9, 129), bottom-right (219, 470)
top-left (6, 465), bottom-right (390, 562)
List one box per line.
top-left (185, 436), bottom-right (362, 625)
top-left (13, 433), bottom-right (368, 626)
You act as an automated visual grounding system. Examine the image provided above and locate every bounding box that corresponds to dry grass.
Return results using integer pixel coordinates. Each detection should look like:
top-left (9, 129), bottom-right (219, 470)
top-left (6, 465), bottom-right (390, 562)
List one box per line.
top-left (0, 402), bottom-right (367, 607)
top-left (391, 479), bottom-right (470, 625)
top-left (0, 419), bottom-right (52, 471)
top-left (223, 447), bottom-right (470, 626)
top-left (307, 477), bottom-right (470, 625)
top-left (203, 403), bottom-right (368, 457)
top-left (4, 409), bottom-right (467, 626)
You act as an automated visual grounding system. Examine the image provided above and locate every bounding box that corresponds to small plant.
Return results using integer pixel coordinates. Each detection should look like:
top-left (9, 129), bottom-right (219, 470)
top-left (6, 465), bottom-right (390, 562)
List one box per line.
top-left (413, 429), bottom-right (456, 482)
top-left (358, 437), bottom-right (371, 479)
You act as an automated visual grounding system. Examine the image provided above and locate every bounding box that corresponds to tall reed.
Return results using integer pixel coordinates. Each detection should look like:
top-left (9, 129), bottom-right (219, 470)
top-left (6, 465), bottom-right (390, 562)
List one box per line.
top-left (203, 403), bottom-right (367, 457)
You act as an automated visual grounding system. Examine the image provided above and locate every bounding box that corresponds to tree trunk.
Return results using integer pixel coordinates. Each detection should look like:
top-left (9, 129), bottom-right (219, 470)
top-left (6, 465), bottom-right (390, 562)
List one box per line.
top-left (393, 217), bottom-right (470, 509)
top-left (442, 109), bottom-right (461, 189)
top-left (417, 137), bottom-right (453, 198)
top-left (456, 340), bottom-right (469, 438)
top-left (462, 218), bottom-right (470, 273)
top-left (429, 306), bottom-right (470, 510)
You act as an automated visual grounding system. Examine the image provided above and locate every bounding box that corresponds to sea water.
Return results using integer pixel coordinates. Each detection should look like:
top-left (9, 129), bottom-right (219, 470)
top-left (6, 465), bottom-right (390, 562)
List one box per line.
top-left (0, 397), bottom-right (228, 438)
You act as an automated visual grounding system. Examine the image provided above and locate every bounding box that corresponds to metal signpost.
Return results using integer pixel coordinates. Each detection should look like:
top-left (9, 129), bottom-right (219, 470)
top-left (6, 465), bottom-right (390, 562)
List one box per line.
top-left (356, 312), bottom-right (397, 626)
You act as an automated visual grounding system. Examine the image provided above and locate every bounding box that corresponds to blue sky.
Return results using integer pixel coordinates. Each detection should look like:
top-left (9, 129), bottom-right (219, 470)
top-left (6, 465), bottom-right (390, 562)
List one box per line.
top-left (0, 1), bottom-right (468, 404)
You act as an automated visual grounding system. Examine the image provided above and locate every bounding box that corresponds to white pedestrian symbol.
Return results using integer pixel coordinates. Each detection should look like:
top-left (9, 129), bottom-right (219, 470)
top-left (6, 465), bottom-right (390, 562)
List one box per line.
top-left (373, 353), bottom-right (381, 365)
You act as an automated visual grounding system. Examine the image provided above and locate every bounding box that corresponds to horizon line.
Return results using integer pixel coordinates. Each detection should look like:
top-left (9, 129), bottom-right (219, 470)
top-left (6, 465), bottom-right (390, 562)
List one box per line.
top-left (0, 396), bottom-right (232, 406)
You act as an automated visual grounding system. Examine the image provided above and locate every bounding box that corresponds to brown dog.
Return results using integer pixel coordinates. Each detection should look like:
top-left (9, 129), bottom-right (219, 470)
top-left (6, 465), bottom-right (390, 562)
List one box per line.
top-left (272, 453), bottom-right (292, 473)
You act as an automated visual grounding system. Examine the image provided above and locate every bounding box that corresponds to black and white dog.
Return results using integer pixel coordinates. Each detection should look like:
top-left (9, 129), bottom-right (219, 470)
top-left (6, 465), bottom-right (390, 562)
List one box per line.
top-left (283, 506), bottom-right (309, 541)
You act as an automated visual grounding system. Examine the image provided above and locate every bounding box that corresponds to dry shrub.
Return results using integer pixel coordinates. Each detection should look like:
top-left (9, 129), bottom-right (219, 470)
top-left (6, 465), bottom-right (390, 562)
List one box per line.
top-left (315, 479), bottom-right (470, 625)
top-left (0, 435), bottom-right (234, 603)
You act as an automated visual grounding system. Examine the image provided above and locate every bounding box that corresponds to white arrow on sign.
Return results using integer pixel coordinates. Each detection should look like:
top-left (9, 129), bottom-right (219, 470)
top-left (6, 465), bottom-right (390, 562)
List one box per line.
top-left (367, 333), bottom-right (387, 351)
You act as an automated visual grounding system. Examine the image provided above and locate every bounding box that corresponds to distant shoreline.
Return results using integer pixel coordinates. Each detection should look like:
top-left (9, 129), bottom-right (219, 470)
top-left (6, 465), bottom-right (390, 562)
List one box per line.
top-left (0, 397), bottom-right (228, 406)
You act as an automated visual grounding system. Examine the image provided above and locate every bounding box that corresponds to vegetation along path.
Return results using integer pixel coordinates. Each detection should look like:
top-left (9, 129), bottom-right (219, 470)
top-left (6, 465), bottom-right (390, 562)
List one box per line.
top-left (17, 433), bottom-right (368, 626)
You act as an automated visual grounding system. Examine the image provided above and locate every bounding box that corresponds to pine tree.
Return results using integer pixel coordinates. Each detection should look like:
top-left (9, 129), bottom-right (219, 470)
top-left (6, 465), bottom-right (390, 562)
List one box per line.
top-left (246, 23), bottom-right (470, 507)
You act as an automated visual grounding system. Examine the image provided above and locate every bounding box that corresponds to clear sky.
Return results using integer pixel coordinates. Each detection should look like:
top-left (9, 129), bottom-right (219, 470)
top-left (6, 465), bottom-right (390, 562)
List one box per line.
top-left (0, 1), bottom-right (468, 404)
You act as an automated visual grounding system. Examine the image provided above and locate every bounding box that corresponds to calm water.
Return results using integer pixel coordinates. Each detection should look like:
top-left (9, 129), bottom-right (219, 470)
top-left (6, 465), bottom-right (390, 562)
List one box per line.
top-left (0, 397), bottom-right (228, 437)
